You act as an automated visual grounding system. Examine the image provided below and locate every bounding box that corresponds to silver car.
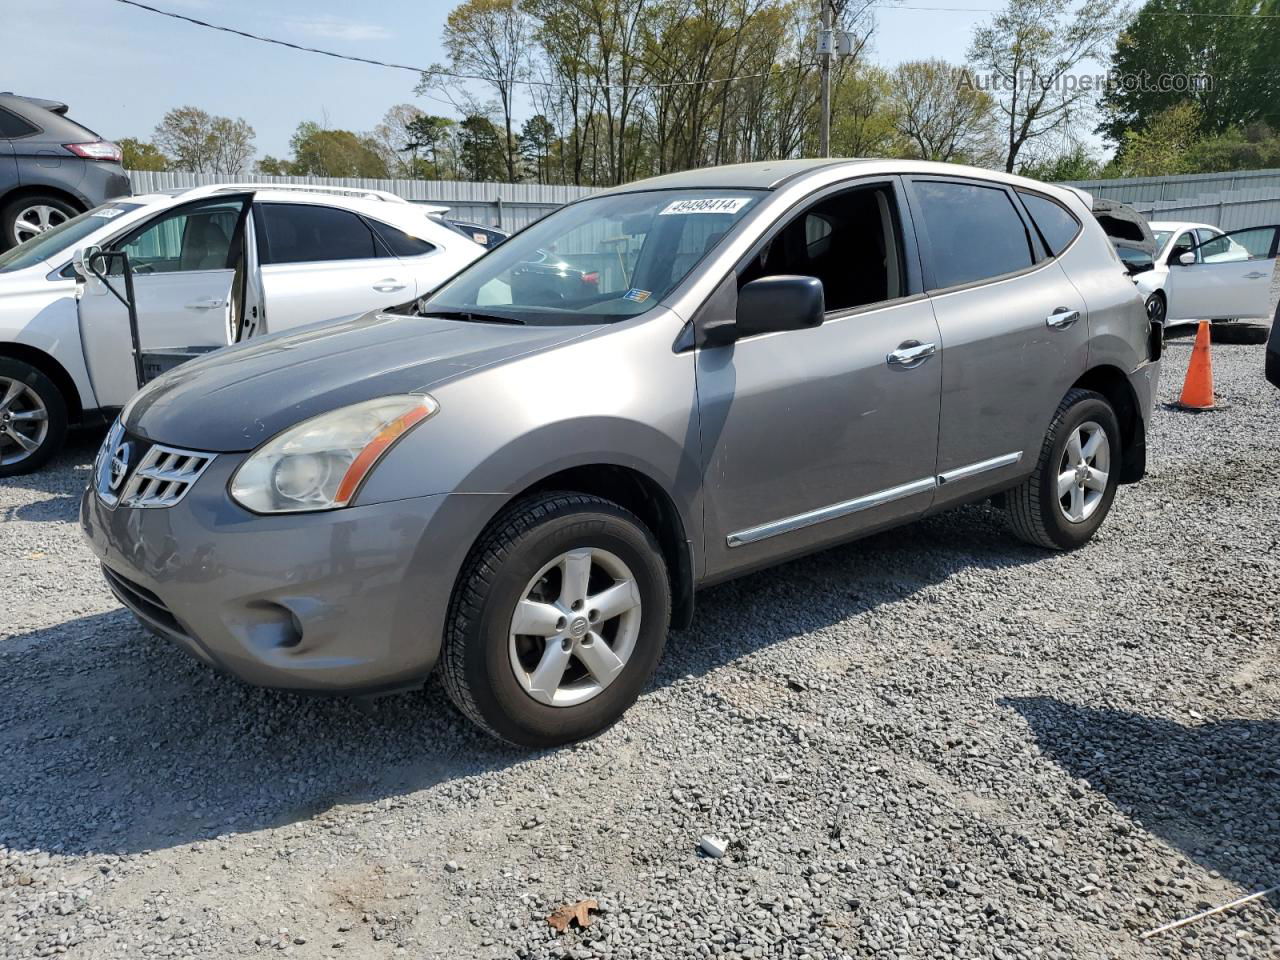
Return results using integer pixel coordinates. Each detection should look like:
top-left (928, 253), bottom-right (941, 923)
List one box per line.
top-left (81, 159), bottom-right (1161, 747)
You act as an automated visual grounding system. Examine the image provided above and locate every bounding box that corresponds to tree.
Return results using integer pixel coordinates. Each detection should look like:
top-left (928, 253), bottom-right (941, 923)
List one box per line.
top-left (457, 114), bottom-right (507, 180)
top-left (118, 137), bottom-right (169, 171)
top-left (371, 103), bottom-right (428, 177)
top-left (1099, 0), bottom-right (1280, 146)
top-left (405, 114), bottom-right (458, 178)
top-left (1017, 144), bottom-right (1103, 181)
top-left (284, 121), bottom-right (390, 178)
top-left (1112, 101), bottom-right (1202, 177)
top-left (153, 106), bottom-right (257, 173)
top-left (434, 0), bottom-right (533, 181)
top-left (519, 114), bottom-right (557, 181)
top-left (968, 0), bottom-right (1129, 172)
top-left (888, 60), bottom-right (998, 164)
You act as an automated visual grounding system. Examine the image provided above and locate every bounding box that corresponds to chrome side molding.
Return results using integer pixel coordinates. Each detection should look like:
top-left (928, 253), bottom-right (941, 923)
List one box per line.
top-left (726, 451), bottom-right (1023, 548)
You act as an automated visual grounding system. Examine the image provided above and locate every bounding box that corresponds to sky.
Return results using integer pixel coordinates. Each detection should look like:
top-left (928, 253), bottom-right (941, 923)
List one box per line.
top-left (5, 0), bottom-right (1024, 161)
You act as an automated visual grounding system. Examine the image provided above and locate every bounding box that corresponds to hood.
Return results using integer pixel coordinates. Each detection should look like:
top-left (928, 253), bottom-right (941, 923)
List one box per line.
top-left (124, 311), bottom-right (594, 451)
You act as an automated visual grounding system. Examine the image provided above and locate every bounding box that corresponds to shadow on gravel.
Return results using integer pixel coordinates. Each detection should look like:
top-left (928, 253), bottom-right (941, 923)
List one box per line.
top-left (0, 503), bottom-right (1045, 857)
top-left (1007, 697), bottom-right (1280, 898)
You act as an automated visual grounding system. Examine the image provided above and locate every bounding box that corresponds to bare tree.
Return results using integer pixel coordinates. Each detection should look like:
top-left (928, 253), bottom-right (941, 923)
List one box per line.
top-left (889, 59), bottom-right (999, 164)
top-left (968, 0), bottom-right (1130, 172)
top-left (153, 106), bottom-right (256, 173)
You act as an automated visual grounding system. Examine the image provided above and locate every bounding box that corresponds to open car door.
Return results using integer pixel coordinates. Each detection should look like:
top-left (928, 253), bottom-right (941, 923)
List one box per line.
top-left (76, 194), bottom-right (251, 407)
top-left (1164, 225), bottom-right (1279, 322)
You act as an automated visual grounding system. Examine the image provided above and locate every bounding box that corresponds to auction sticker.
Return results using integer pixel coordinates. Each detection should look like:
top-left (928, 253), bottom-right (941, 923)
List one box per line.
top-left (623, 288), bottom-right (652, 303)
top-left (658, 197), bottom-right (752, 216)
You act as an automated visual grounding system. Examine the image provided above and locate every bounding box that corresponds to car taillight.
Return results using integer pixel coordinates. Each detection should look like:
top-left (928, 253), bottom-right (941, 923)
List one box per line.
top-left (65, 141), bottom-right (123, 163)
top-left (581, 272), bottom-right (599, 285)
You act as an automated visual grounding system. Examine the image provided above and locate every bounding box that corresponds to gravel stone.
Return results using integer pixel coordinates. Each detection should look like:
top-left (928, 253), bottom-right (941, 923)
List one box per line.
top-left (1, 336), bottom-right (1278, 959)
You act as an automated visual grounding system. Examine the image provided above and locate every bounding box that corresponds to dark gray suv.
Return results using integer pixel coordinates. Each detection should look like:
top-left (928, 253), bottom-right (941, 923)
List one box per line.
top-left (0, 93), bottom-right (130, 250)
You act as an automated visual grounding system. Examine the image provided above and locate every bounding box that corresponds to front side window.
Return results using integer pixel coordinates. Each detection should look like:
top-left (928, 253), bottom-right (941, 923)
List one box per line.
top-left (426, 189), bottom-right (760, 325)
top-left (1169, 231), bottom-right (1198, 263)
top-left (118, 199), bottom-right (244, 273)
top-left (913, 180), bottom-right (1034, 289)
top-left (259, 203), bottom-right (383, 264)
top-left (1019, 192), bottom-right (1081, 257)
top-left (1199, 227), bottom-right (1273, 262)
top-left (738, 184), bottom-right (904, 312)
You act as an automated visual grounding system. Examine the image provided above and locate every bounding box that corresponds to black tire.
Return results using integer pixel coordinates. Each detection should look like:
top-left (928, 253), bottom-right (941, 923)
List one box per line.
top-left (0, 357), bottom-right (68, 476)
top-left (1145, 291), bottom-right (1166, 327)
top-left (0, 194), bottom-right (80, 251)
top-left (1006, 389), bottom-right (1121, 550)
top-left (440, 491), bottom-right (671, 748)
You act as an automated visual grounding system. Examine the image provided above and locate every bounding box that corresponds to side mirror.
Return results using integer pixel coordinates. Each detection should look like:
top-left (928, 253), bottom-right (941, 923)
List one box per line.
top-left (735, 275), bottom-right (825, 339)
top-left (73, 244), bottom-right (107, 279)
top-left (1178, 251), bottom-right (1196, 266)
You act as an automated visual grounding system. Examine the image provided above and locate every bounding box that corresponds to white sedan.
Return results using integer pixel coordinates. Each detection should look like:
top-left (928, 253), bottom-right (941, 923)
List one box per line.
top-left (0, 184), bottom-right (485, 473)
top-left (1135, 220), bottom-right (1278, 327)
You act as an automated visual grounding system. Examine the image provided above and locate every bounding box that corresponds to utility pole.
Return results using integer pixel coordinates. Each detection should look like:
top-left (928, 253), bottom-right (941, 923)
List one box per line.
top-left (818, 0), bottom-right (832, 158)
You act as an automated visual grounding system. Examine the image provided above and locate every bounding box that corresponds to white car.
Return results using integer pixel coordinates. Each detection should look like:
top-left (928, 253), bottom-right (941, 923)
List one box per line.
top-left (1134, 220), bottom-right (1278, 327)
top-left (0, 184), bottom-right (485, 474)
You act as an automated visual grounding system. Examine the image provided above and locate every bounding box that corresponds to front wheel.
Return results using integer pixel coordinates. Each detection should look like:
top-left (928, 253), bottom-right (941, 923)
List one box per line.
top-left (1145, 292), bottom-right (1166, 327)
top-left (440, 492), bottom-right (671, 747)
top-left (0, 358), bottom-right (68, 476)
top-left (1006, 389), bottom-right (1121, 550)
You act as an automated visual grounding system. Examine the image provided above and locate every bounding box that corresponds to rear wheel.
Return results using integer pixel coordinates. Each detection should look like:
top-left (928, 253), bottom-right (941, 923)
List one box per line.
top-left (1, 195), bottom-right (79, 250)
top-left (1006, 389), bottom-right (1121, 550)
top-left (440, 492), bottom-right (671, 747)
top-left (0, 358), bottom-right (67, 476)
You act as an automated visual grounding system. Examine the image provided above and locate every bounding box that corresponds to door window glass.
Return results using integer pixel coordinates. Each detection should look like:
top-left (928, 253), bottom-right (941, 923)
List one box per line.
top-left (368, 218), bottom-right (436, 257)
top-left (259, 203), bottom-right (383, 264)
top-left (1168, 231), bottom-right (1198, 264)
top-left (913, 180), bottom-right (1034, 289)
top-left (740, 184), bottom-right (904, 312)
top-left (1199, 227), bottom-right (1274, 262)
top-left (117, 200), bottom-right (243, 273)
top-left (1018, 192), bottom-right (1081, 257)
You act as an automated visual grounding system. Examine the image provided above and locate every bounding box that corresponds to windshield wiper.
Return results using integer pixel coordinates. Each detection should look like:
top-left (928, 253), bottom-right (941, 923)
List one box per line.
top-left (426, 308), bottom-right (526, 325)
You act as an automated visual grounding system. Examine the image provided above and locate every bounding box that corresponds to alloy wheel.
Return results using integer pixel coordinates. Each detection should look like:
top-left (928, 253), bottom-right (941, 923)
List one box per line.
top-left (1146, 294), bottom-right (1166, 325)
top-left (508, 547), bottom-right (642, 707)
top-left (1057, 420), bottom-right (1110, 523)
top-left (0, 377), bottom-right (50, 466)
top-left (13, 204), bottom-right (69, 245)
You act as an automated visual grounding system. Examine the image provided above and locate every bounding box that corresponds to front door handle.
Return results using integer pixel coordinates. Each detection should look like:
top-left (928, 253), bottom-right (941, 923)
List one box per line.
top-left (373, 279), bottom-right (407, 293)
top-left (1243, 270), bottom-right (1269, 279)
top-left (184, 298), bottom-right (225, 310)
top-left (887, 341), bottom-right (937, 368)
top-left (1046, 307), bottom-right (1080, 329)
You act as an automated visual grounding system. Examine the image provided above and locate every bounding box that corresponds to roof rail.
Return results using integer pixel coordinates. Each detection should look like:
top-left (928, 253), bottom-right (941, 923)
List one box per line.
top-left (182, 183), bottom-right (411, 204)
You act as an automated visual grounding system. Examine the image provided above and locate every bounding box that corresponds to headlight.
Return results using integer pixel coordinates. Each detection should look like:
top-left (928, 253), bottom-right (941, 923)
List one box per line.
top-left (229, 395), bottom-right (438, 513)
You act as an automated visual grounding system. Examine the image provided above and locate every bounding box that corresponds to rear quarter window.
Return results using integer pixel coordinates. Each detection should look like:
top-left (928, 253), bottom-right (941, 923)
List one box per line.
top-left (913, 180), bottom-right (1034, 289)
top-left (0, 108), bottom-right (39, 139)
top-left (1018, 192), bottom-right (1081, 257)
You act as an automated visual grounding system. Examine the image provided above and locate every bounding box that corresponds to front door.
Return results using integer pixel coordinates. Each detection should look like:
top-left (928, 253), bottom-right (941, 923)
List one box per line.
top-left (254, 202), bottom-right (413, 333)
top-left (77, 195), bottom-right (249, 407)
top-left (1165, 225), bottom-right (1280, 321)
top-left (698, 179), bottom-right (942, 578)
top-left (904, 176), bottom-right (1089, 489)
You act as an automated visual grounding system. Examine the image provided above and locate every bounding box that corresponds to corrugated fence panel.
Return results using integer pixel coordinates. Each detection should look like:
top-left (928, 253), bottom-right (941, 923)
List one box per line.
top-left (126, 171), bottom-right (599, 231)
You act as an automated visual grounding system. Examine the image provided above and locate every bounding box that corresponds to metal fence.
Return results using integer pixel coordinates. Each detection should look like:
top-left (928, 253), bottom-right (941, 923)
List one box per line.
top-left (125, 171), bottom-right (599, 232)
top-left (1063, 168), bottom-right (1280, 204)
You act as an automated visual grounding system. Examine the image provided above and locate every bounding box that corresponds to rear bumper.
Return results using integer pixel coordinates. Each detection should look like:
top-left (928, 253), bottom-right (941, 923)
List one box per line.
top-left (80, 452), bottom-right (501, 694)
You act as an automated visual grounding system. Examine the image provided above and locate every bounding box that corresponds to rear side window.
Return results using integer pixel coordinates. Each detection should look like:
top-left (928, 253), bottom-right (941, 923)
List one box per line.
top-left (258, 203), bottom-right (384, 264)
top-left (368, 218), bottom-right (436, 257)
top-left (0, 108), bottom-right (38, 139)
top-left (1018, 192), bottom-right (1081, 256)
top-left (913, 180), bottom-right (1034, 289)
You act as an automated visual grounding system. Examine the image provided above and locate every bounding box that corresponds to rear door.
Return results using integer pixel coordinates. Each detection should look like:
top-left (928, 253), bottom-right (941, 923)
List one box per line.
top-left (254, 202), bottom-right (411, 332)
top-left (1165, 225), bottom-right (1279, 321)
top-left (77, 195), bottom-right (249, 406)
top-left (905, 176), bottom-right (1089, 495)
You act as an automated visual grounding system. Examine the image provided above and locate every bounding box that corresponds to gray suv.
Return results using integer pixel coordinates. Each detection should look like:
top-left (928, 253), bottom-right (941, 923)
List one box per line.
top-left (81, 159), bottom-right (1160, 747)
top-left (0, 93), bottom-right (130, 250)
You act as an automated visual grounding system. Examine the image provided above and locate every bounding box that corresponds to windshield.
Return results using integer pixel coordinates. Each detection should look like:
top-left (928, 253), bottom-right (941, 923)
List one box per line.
top-left (425, 189), bottom-right (762, 325)
top-left (0, 202), bottom-right (143, 274)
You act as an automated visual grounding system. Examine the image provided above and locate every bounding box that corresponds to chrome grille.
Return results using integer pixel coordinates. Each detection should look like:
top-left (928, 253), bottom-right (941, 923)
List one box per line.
top-left (118, 443), bottom-right (216, 509)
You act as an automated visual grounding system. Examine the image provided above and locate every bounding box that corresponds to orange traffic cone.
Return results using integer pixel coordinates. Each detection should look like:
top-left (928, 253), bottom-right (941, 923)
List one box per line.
top-left (1177, 319), bottom-right (1215, 410)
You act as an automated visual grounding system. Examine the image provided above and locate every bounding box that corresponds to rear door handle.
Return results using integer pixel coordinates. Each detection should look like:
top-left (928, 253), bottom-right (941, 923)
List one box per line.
top-left (887, 341), bottom-right (937, 368)
top-left (1046, 307), bottom-right (1080, 329)
top-left (1243, 270), bottom-right (1269, 279)
top-left (184, 298), bottom-right (225, 310)
top-left (373, 279), bottom-right (407, 293)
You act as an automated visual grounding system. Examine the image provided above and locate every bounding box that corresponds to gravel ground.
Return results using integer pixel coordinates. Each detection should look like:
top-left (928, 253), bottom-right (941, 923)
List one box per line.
top-left (2, 336), bottom-right (1278, 960)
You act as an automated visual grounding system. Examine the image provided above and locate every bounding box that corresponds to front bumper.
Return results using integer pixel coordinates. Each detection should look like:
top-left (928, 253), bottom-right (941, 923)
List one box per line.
top-left (80, 451), bottom-right (500, 694)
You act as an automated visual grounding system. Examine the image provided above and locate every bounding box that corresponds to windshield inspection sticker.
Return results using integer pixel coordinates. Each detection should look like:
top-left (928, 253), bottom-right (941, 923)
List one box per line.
top-left (91, 208), bottom-right (126, 219)
top-left (658, 197), bottom-right (752, 216)
top-left (623, 288), bottom-right (652, 303)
